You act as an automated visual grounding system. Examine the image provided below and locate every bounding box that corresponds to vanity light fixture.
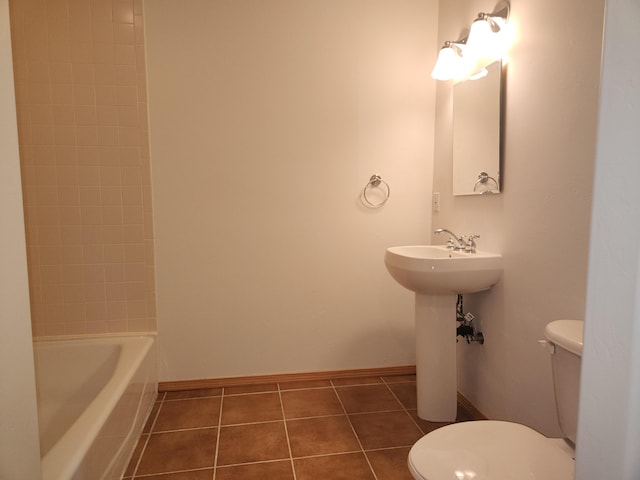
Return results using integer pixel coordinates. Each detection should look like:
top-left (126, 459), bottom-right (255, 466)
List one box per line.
top-left (466, 1), bottom-right (510, 63)
top-left (431, 1), bottom-right (510, 81)
top-left (431, 40), bottom-right (466, 81)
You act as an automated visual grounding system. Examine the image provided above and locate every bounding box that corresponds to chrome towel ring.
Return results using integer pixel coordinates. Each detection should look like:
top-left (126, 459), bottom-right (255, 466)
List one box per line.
top-left (362, 174), bottom-right (390, 207)
top-left (473, 171), bottom-right (499, 193)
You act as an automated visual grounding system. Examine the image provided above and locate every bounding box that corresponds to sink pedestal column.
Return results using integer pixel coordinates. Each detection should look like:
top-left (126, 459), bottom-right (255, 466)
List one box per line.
top-left (415, 293), bottom-right (457, 422)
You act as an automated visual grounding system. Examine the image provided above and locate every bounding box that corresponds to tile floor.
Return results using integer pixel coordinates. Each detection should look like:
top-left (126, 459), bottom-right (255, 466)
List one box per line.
top-left (124, 375), bottom-right (477, 479)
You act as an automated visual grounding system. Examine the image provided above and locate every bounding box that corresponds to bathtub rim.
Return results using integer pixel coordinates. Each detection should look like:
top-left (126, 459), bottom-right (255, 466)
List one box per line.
top-left (34, 333), bottom-right (157, 480)
top-left (33, 331), bottom-right (158, 342)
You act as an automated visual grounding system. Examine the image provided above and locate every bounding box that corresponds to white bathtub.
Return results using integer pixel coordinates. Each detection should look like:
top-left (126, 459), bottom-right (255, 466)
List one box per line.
top-left (33, 335), bottom-right (157, 480)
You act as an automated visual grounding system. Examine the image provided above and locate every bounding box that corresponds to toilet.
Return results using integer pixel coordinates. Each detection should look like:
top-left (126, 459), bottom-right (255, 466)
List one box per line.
top-left (408, 319), bottom-right (583, 480)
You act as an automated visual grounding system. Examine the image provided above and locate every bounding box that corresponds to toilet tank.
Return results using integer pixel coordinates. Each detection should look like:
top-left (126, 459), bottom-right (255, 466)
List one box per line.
top-left (544, 319), bottom-right (584, 445)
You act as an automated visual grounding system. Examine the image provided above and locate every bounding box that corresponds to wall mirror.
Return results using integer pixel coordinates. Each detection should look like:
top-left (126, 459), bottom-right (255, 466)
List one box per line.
top-left (452, 61), bottom-right (503, 196)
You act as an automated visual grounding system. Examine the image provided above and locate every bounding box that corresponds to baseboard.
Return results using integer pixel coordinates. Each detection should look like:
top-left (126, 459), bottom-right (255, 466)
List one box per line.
top-left (159, 365), bottom-right (417, 392)
top-left (159, 367), bottom-right (488, 421)
top-left (457, 392), bottom-right (488, 420)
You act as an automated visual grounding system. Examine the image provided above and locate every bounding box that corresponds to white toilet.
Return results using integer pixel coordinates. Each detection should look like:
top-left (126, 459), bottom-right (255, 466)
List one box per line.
top-left (408, 319), bottom-right (583, 480)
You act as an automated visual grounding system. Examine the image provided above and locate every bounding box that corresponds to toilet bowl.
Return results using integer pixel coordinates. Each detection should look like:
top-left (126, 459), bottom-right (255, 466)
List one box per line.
top-left (408, 319), bottom-right (583, 480)
top-left (407, 420), bottom-right (575, 479)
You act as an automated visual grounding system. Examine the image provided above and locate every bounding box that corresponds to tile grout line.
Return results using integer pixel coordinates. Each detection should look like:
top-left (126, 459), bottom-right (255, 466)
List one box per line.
top-left (211, 387), bottom-right (225, 480)
top-left (133, 466), bottom-right (214, 479)
top-left (223, 385), bottom-right (338, 395)
top-left (363, 445), bottom-right (417, 453)
top-left (277, 383), bottom-right (298, 480)
top-left (127, 422), bottom-right (151, 478)
top-left (277, 411), bottom-right (345, 422)
top-left (290, 449), bottom-right (365, 460)
top-left (147, 425), bottom-right (225, 434)
top-left (150, 416), bottom-right (287, 435)
top-left (347, 407), bottom-right (407, 416)
top-left (381, 378), bottom-right (428, 436)
top-left (162, 394), bottom-right (223, 402)
top-left (130, 391), bottom-right (165, 478)
top-left (215, 458), bottom-right (297, 469)
top-left (330, 378), bottom-right (380, 480)
top-left (203, 452), bottom-right (402, 471)
top-left (222, 389), bottom-right (279, 397)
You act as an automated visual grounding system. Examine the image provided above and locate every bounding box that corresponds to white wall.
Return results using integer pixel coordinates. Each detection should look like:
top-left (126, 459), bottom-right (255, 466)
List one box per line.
top-left (433, 0), bottom-right (604, 436)
top-left (145, 0), bottom-right (438, 381)
top-left (0, 0), bottom-right (42, 477)
top-left (577, 0), bottom-right (640, 478)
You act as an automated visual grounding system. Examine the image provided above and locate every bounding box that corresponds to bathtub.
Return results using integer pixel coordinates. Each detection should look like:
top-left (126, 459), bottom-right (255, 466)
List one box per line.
top-left (33, 335), bottom-right (157, 480)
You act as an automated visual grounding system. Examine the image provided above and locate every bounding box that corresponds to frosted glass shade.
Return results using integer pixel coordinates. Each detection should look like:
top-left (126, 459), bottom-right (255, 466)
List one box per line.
top-left (431, 44), bottom-right (466, 81)
top-left (466, 16), bottom-right (507, 64)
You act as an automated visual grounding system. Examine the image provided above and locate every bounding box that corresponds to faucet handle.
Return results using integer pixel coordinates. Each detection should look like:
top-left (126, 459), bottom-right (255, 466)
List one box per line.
top-left (465, 234), bottom-right (480, 253)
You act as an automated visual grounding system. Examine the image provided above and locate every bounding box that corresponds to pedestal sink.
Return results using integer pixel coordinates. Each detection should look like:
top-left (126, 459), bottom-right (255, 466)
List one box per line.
top-left (384, 245), bottom-right (502, 421)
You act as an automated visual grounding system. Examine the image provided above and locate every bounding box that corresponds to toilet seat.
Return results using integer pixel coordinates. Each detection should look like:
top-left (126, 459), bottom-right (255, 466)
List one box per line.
top-left (408, 420), bottom-right (574, 480)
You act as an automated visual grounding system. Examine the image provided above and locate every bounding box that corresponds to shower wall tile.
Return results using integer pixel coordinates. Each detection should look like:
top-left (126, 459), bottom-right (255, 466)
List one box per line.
top-left (9, 0), bottom-right (156, 337)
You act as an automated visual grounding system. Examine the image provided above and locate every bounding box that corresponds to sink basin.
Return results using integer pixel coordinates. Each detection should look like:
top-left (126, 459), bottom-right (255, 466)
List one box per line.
top-left (384, 245), bottom-right (503, 295)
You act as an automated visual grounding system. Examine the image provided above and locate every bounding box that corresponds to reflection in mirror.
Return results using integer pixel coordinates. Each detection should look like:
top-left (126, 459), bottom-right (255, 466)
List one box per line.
top-left (452, 61), bottom-right (502, 196)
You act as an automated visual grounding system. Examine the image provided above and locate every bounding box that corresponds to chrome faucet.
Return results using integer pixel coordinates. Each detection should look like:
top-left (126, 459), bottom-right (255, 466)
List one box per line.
top-left (434, 228), bottom-right (465, 251)
top-left (465, 234), bottom-right (480, 253)
top-left (434, 229), bottom-right (480, 253)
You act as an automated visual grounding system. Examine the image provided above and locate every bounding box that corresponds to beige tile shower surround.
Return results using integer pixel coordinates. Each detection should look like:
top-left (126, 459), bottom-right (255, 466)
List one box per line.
top-left (10, 0), bottom-right (156, 336)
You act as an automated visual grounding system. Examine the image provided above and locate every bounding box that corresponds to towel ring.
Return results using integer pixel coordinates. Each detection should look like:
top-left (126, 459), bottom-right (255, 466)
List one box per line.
top-left (473, 172), bottom-right (499, 193)
top-left (362, 174), bottom-right (390, 207)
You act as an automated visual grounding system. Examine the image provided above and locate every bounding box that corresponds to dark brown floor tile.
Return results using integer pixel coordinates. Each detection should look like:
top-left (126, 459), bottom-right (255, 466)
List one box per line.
top-left (129, 384), bottom-right (485, 479)
top-left (216, 422), bottom-right (290, 466)
top-left (164, 387), bottom-right (223, 400)
top-left (382, 374), bottom-right (417, 384)
top-left (350, 411), bottom-right (423, 450)
top-left (407, 409), bottom-right (452, 434)
top-left (124, 434), bottom-right (148, 476)
top-left (281, 388), bottom-right (343, 419)
top-left (336, 385), bottom-right (403, 413)
top-left (215, 460), bottom-right (294, 480)
top-left (456, 403), bottom-right (478, 421)
top-left (287, 415), bottom-right (360, 457)
top-left (144, 401), bottom-right (162, 433)
top-left (221, 392), bottom-right (282, 425)
top-left (331, 376), bottom-right (383, 386)
top-left (387, 382), bottom-right (417, 409)
top-left (294, 453), bottom-right (375, 480)
top-left (133, 469), bottom-right (214, 479)
top-left (136, 428), bottom-right (217, 475)
top-left (366, 447), bottom-right (414, 480)
top-left (153, 398), bottom-right (221, 432)
top-left (224, 383), bottom-right (278, 395)
top-left (278, 380), bottom-right (332, 390)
